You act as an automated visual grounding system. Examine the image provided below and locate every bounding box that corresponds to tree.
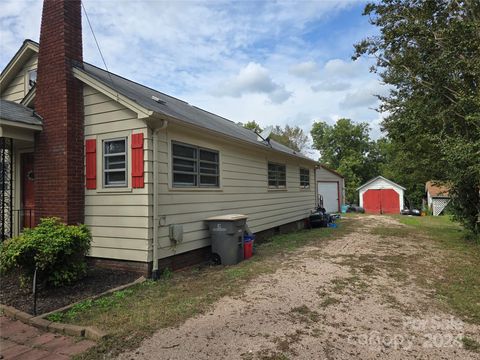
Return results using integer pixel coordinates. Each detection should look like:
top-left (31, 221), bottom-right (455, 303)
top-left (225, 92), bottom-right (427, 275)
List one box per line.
top-left (311, 119), bottom-right (371, 169)
top-left (354, 0), bottom-right (480, 234)
top-left (243, 120), bottom-right (263, 133)
top-left (271, 125), bottom-right (309, 154)
top-left (311, 118), bottom-right (384, 203)
top-left (242, 122), bottom-right (310, 154)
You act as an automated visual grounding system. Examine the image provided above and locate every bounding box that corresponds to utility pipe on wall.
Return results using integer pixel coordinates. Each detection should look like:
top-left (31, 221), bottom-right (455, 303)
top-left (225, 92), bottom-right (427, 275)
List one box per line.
top-left (151, 120), bottom-right (168, 280)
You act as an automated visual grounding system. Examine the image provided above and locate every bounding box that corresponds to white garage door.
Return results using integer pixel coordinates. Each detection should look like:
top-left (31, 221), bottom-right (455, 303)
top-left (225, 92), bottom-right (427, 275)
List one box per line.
top-left (317, 182), bottom-right (339, 213)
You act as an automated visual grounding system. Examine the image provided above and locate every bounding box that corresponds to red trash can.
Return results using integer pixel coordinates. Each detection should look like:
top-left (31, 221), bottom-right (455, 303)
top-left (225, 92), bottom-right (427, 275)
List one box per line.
top-left (243, 235), bottom-right (254, 259)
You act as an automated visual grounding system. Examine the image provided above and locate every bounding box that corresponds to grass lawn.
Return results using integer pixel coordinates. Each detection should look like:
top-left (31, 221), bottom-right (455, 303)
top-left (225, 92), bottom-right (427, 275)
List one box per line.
top-left (50, 214), bottom-right (479, 359)
top-left (397, 215), bottom-right (480, 325)
top-left (65, 219), bottom-right (357, 360)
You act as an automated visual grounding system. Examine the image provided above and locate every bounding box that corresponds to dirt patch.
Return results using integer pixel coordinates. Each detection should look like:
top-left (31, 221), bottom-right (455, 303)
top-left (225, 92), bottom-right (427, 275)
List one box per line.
top-left (117, 215), bottom-right (480, 359)
top-left (0, 267), bottom-right (140, 315)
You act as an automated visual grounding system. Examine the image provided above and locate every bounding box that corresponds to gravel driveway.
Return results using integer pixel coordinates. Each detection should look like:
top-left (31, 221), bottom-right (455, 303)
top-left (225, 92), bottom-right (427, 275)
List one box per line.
top-left (119, 215), bottom-right (479, 360)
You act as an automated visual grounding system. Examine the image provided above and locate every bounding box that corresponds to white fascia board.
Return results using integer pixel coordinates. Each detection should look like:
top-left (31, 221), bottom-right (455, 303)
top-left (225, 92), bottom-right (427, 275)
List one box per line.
top-left (0, 119), bottom-right (42, 131)
top-left (0, 41), bottom-right (39, 88)
top-left (72, 67), bottom-right (154, 119)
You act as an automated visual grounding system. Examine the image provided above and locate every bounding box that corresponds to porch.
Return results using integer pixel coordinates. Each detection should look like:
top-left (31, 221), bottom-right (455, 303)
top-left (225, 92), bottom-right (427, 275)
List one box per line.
top-left (0, 99), bottom-right (42, 240)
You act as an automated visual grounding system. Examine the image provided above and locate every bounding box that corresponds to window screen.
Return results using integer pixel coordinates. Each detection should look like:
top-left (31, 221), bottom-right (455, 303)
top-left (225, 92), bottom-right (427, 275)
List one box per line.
top-left (268, 162), bottom-right (286, 188)
top-left (104, 138), bottom-right (127, 187)
top-left (172, 142), bottom-right (219, 187)
top-left (300, 168), bottom-right (310, 188)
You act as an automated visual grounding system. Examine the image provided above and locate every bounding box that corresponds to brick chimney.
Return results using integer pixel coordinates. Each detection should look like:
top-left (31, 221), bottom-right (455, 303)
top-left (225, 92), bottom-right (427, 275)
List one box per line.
top-left (34, 0), bottom-right (84, 225)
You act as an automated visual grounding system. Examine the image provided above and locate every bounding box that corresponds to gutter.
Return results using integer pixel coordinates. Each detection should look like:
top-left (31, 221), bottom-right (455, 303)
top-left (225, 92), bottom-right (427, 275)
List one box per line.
top-left (72, 66), bottom-right (315, 164)
top-left (154, 112), bottom-right (317, 165)
top-left (150, 118), bottom-right (168, 280)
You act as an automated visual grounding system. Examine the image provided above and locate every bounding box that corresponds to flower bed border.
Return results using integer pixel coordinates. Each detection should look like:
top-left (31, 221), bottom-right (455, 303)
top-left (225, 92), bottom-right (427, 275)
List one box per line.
top-left (0, 275), bottom-right (146, 341)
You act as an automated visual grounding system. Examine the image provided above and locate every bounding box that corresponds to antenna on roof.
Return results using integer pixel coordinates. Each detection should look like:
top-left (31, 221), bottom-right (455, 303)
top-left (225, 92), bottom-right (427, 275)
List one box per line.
top-left (256, 126), bottom-right (273, 145)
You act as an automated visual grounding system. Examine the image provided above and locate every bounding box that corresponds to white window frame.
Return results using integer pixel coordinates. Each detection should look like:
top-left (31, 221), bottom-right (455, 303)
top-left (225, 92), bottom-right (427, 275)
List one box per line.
top-left (300, 167), bottom-right (310, 189)
top-left (25, 69), bottom-right (37, 92)
top-left (171, 141), bottom-right (220, 188)
top-left (103, 137), bottom-right (128, 188)
top-left (268, 162), bottom-right (287, 189)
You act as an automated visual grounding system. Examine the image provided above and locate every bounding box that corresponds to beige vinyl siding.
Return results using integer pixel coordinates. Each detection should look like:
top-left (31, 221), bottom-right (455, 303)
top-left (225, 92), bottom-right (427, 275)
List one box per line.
top-left (315, 166), bottom-right (345, 206)
top-left (83, 85), bottom-right (152, 262)
top-left (155, 126), bottom-right (315, 259)
top-left (1, 55), bottom-right (37, 103)
top-left (315, 167), bottom-right (342, 182)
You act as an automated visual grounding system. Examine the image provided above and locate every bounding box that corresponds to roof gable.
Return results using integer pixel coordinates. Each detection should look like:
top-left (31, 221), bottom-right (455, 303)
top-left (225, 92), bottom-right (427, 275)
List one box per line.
top-left (0, 40), bottom-right (39, 93)
top-left (356, 176), bottom-right (406, 191)
top-left (426, 181), bottom-right (450, 197)
top-left (318, 164), bottom-right (344, 178)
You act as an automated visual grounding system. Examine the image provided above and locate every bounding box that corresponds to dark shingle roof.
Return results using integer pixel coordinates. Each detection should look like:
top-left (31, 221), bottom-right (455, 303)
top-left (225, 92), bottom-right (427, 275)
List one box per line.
top-left (76, 63), bottom-right (313, 161)
top-left (0, 99), bottom-right (42, 126)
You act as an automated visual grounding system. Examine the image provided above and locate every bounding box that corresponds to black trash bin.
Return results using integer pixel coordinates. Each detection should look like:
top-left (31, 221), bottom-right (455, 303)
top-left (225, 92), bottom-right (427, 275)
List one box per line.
top-left (206, 214), bottom-right (248, 265)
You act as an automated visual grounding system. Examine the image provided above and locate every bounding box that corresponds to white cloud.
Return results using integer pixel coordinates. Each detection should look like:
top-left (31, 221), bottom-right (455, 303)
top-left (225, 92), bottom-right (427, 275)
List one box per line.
top-left (289, 61), bottom-right (319, 79)
top-left (311, 81), bottom-right (350, 92)
top-left (324, 58), bottom-right (365, 78)
top-left (341, 89), bottom-right (379, 108)
top-left (340, 82), bottom-right (390, 109)
top-left (0, 0), bottom-right (387, 160)
top-left (214, 62), bottom-right (292, 104)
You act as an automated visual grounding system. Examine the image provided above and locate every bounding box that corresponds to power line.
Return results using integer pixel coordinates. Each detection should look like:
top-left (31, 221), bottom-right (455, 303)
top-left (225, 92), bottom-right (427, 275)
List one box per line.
top-left (81, 1), bottom-right (114, 86)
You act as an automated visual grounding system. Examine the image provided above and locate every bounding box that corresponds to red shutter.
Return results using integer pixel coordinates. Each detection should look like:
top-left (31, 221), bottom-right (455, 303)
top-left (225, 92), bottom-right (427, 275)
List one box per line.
top-left (85, 139), bottom-right (96, 189)
top-left (131, 133), bottom-right (144, 188)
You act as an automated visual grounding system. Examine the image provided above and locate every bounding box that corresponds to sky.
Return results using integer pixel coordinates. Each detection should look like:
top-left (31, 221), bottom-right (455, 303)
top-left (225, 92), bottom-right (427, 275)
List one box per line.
top-left (0, 0), bottom-right (386, 158)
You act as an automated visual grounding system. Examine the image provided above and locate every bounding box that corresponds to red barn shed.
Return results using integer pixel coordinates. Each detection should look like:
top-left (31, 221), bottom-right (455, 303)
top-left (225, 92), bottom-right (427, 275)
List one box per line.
top-left (357, 176), bottom-right (405, 214)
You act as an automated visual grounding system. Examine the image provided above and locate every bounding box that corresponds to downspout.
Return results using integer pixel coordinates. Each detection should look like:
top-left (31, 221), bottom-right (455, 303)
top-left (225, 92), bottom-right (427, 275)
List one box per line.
top-left (150, 119), bottom-right (168, 280)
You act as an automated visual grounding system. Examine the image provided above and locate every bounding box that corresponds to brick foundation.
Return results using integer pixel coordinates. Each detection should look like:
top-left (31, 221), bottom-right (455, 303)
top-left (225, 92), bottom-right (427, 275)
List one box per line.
top-left (87, 219), bottom-right (308, 277)
top-left (254, 218), bottom-right (308, 244)
top-left (87, 258), bottom-right (151, 276)
top-left (157, 246), bottom-right (212, 272)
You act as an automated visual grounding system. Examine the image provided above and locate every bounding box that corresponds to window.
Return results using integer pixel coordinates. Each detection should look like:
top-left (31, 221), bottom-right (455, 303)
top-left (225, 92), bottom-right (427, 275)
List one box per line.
top-left (268, 162), bottom-right (286, 188)
top-left (172, 142), bottom-right (219, 188)
top-left (27, 70), bottom-right (37, 90)
top-left (300, 168), bottom-right (310, 189)
top-left (103, 138), bottom-right (127, 187)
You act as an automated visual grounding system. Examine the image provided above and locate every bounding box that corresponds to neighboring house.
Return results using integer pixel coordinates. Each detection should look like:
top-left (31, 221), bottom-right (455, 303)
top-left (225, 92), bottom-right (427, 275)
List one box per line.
top-left (357, 176), bottom-right (405, 214)
top-left (315, 165), bottom-right (344, 213)
top-left (0, 1), bottom-right (316, 277)
top-left (425, 181), bottom-right (450, 216)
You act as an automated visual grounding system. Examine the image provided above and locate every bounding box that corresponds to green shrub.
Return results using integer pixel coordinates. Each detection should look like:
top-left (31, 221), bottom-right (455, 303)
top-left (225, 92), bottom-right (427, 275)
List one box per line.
top-left (0, 217), bottom-right (91, 287)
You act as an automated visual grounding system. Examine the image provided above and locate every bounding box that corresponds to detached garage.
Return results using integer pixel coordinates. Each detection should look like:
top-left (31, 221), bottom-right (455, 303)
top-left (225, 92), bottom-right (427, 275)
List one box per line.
top-left (357, 176), bottom-right (405, 214)
top-left (315, 165), bottom-right (345, 213)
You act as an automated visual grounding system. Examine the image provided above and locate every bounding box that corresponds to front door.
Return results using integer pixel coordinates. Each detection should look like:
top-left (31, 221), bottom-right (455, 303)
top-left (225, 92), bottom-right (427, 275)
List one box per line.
top-left (21, 153), bottom-right (35, 228)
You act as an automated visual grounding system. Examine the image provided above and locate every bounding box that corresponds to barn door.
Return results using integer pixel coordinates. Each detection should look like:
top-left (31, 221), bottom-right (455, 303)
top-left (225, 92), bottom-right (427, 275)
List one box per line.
top-left (363, 189), bottom-right (399, 214)
top-left (363, 189), bottom-right (381, 214)
top-left (380, 189), bottom-right (400, 214)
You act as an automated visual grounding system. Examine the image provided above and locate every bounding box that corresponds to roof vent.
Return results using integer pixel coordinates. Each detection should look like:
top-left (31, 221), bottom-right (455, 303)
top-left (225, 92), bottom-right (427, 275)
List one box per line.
top-left (151, 95), bottom-right (166, 105)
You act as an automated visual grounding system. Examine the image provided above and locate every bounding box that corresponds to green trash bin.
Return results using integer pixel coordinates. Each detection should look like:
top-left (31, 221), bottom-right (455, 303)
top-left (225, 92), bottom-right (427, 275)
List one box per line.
top-left (206, 214), bottom-right (248, 265)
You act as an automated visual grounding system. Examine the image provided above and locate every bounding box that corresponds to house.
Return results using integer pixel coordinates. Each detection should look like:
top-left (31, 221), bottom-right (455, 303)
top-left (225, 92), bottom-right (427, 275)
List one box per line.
top-left (315, 165), bottom-right (344, 213)
top-left (0, 0), bottom-right (316, 277)
top-left (357, 176), bottom-right (405, 214)
top-left (425, 181), bottom-right (450, 216)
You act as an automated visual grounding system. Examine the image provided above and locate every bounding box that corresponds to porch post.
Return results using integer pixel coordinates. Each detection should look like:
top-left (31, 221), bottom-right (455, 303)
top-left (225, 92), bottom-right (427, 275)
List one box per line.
top-left (0, 137), bottom-right (14, 240)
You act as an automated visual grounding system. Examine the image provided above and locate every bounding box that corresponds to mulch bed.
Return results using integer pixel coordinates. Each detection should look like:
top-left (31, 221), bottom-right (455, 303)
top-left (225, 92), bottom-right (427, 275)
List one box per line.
top-left (0, 267), bottom-right (140, 315)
